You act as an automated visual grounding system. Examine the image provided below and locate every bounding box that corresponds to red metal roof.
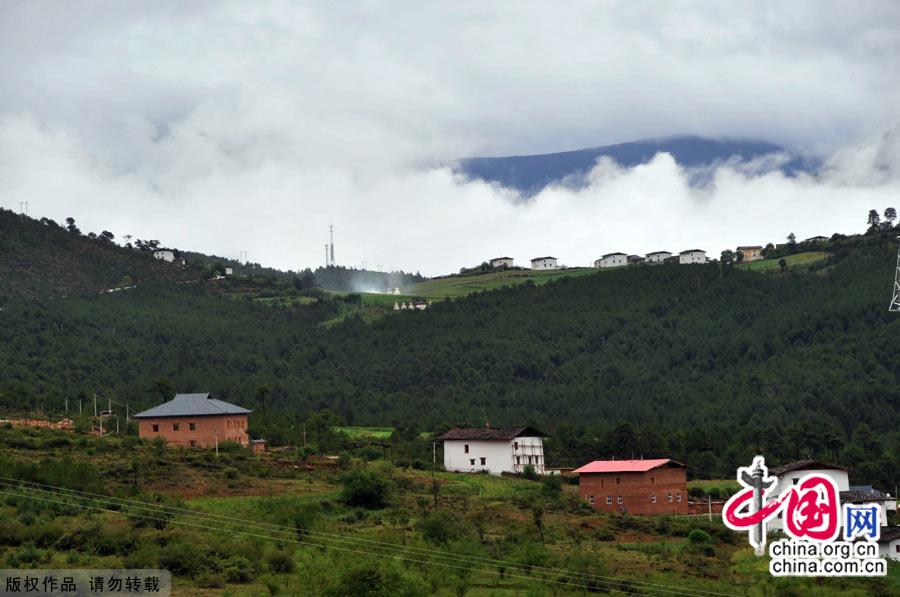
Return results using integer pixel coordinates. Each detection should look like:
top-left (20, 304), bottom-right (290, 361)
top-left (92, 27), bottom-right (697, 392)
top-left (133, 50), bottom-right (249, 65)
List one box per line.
top-left (572, 459), bottom-right (683, 474)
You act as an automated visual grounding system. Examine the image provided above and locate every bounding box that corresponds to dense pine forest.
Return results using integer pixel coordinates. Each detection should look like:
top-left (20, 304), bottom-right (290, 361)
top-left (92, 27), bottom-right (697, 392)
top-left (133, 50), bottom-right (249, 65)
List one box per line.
top-left (1, 209), bottom-right (899, 485)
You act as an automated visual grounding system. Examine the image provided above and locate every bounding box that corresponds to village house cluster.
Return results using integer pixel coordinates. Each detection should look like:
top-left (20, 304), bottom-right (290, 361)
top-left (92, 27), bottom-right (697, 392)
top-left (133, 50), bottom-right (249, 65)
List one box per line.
top-left (436, 425), bottom-right (899, 559)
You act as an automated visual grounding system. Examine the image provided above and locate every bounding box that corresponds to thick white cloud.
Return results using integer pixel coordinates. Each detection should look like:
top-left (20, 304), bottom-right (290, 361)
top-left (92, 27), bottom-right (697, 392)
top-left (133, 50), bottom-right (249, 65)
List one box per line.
top-left (1, 1), bottom-right (898, 274)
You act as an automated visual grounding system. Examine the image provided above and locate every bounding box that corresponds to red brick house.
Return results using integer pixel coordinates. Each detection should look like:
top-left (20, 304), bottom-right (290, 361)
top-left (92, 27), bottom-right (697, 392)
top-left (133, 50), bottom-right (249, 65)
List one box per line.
top-left (135, 393), bottom-right (252, 448)
top-left (573, 459), bottom-right (688, 515)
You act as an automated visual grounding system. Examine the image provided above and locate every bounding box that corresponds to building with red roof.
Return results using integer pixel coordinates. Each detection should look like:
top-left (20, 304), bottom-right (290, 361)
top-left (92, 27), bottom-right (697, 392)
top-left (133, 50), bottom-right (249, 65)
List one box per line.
top-left (573, 459), bottom-right (688, 515)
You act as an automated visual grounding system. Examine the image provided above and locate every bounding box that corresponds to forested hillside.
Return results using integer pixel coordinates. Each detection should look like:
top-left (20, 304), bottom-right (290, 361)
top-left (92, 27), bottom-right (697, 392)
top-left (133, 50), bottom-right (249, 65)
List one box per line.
top-left (2, 222), bottom-right (898, 483)
top-left (0, 208), bottom-right (198, 298)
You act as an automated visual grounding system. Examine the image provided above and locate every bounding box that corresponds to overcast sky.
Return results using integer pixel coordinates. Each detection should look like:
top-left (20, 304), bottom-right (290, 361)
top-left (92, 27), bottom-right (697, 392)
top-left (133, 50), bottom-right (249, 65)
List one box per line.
top-left (1, 1), bottom-right (899, 274)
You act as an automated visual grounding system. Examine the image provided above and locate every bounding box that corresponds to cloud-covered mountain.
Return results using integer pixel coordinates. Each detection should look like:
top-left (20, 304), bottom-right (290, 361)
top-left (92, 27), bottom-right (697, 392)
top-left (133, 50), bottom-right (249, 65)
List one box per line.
top-left (456, 135), bottom-right (817, 196)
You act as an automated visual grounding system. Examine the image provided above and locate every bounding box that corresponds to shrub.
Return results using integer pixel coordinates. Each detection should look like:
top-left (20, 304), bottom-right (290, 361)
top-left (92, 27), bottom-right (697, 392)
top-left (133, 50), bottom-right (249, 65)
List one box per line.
top-left (159, 541), bottom-right (209, 576)
top-left (224, 556), bottom-right (256, 583)
top-left (267, 550), bottom-right (295, 573)
top-left (340, 469), bottom-right (391, 509)
top-left (421, 511), bottom-right (463, 545)
top-left (195, 570), bottom-right (225, 588)
top-left (521, 465), bottom-right (539, 481)
top-left (687, 529), bottom-right (713, 544)
top-left (595, 527), bottom-right (615, 541)
top-left (223, 467), bottom-right (240, 480)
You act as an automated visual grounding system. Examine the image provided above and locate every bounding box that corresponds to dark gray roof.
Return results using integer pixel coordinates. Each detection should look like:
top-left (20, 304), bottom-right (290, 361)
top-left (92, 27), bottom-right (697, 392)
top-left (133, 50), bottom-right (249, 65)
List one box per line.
top-left (880, 527), bottom-right (900, 543)
top-left (646, 251), bottom-right (671, 256)
top-left (134, 393), bottom-right (251, 418)
top-left (770, 459), bottom-right (848, 477)
top-left (531, 256), bottom-right (556, 261)
top-left (601, 252), bottom-right (627, 258)
top-left (840, 488), bottom-right (890, 503)
top-left (439, 426), bottom-right (545, 441)
top-left (490, 257), bottom-right (513, 261)
top-left (679, 249), bottom-right (705, 254)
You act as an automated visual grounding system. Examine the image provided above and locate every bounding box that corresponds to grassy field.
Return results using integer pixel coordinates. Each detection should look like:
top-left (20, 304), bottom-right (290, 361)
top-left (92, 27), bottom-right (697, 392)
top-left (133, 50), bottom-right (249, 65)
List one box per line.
top-left (404, 267), bottom-right (598, 300)
top-left (736, 251), bottom-right (828, 271)
top-left (0, 426), bottom-right (897, 596)
top-left (334, 426), bottom-right (395, 440)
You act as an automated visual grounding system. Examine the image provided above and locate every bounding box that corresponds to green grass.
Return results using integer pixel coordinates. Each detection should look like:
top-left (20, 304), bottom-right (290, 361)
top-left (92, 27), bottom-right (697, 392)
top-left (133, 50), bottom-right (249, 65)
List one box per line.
top-left (736, 251), bottom-right (828, 271)
top-left (405, 267), bottom-right (598, 300)
top-left (334, 426), bottom-right (395, 440)
top-left (436, 471), bottom-right (541, 499)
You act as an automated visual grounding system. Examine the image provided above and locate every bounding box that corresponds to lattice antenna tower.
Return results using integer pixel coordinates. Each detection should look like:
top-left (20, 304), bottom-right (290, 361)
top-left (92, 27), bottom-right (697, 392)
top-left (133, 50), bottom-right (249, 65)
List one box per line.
top-left (890, 235), bottom-right (900, 312)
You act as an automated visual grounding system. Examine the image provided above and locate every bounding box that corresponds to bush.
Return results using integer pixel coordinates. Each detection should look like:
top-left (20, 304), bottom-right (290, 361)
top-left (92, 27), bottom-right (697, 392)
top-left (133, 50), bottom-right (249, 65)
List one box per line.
top-left (340, 469), bottom-right (391, 509)
top-left (195, 570), bottom-right (225, 588)
top-left (223, 467), bottom-right (240, 480)
top-left (421, 511), bottom-right (463, 545)
top-left (521, 464), bottom-right (539, 481)
top-left (159, 541), bottom-right (209, 576)
top-left (595, 527), bottom-right (615, 541)
top-left (267, 550), bottom-right (295, 573)
top-left (687, 529), bottom-right (713, 544)
top-left (224, 556), bottom-right (256, 583)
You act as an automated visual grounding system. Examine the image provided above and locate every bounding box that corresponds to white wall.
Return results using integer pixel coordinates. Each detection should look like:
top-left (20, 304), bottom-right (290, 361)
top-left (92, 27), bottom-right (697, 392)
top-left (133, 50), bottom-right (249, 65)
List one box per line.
top-left (153, 250), bottom-right (175, 262)
top-left (531, 259), bottom-right (557, 270)
top-left (491, 259), bottom-right (514, 268)
top-left (768, 469), bottom-right (851, 531)
top-left (646, 252), bottom-right (671, 264)
top-left (600, 255), bottom-right (627, 268)
top-left (679, 251), bottom-right (706, 264)
top-left (879, 538), bottom-right (900, 561)
top-left (443, 436), bottom-right (546, 475)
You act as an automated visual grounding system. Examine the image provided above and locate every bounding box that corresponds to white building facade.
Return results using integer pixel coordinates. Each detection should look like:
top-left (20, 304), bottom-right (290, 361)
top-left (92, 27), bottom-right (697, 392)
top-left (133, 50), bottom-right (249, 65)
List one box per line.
top-left (879, 528), bottom-right (900, 561)
top-left (153, 249), bottom-right (176, 263)
top-left (645, 251), bottom-right (672, 264)
top-left (595, 253), bottom-right (627, 268)
top-left (490, 257), bottom-right (514, 269)
top-left (440, 426), bottom-right (546, 475)
top-left (530, 257), bottom-right (558, 270)
top-left (678, 249), bottom-right (707, 264)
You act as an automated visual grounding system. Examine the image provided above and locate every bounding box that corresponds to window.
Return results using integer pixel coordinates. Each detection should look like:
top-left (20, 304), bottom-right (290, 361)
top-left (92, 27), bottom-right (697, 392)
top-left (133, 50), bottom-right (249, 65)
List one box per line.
top-left (676, 494), bottom-right (682, 502)
top-left (650, 476), bottom-right (655, 484)
top-left (651, 495), bottom-right (657, 503)
top-left (600, 479), bottom-right (604, 487)
top-left (152, 424), bottom-right (159, 432)
top-left (513, 442), bottom-right (518, 450)
top-left (896, 544), bottom-right (899, 554)
top-left (469, 459), bottom-right (475, 466)
top-left (516, 456), bottom-right (520, 464)
top-left (190, 440), bottom-right (197, 447)
top-left (189, 423), bottom-right (196, 431)
top-left (667, 492), bottom-right (673, 502)
top-left (480, 457), bottom-right (486, 466)
top-left (173, 423), bottom-right (179, 431)
top-left (617, 496), bottom-right (623, 504)
top-left (616, 477), bottom-right (621, 485)
top-left (464, 444), bottom-right (469, 453)
top-left (606, 496), bottom-right (612, 505)
top-left (588, 495), bottom-right (595, 505)
top-left (792, 478), bottom-right (799, 485)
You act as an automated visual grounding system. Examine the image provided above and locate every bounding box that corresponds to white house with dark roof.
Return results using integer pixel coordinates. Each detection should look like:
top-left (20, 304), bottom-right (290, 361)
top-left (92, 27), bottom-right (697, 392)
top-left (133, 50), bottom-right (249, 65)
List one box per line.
top-left (879, 527), bottom-right (900, 561)
top-left (439, 426), bottom-right (546, 475)
top-left (489, 257), bottom-right (514, 269)
top-left (594, 252), bottom-right (627, 268)
top-left (530, 256), bottom-right (558, 270)
top-left (645, 251), bottom-right (672, 264)
top-left (678, 249), bottom-right (707, 264)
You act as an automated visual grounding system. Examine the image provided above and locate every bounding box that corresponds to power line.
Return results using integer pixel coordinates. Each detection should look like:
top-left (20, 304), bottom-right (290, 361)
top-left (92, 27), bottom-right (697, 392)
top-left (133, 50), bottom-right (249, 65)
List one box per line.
top-left (0, 478), bottom-right (728, 596)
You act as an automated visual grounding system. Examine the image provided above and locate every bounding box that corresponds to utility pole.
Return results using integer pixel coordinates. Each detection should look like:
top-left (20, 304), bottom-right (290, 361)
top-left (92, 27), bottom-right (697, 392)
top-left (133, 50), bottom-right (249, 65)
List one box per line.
top-left (116, 416), bottom-right (119, 436)
top-left (214, 426), bottom-right (219, 457)
top-left (79, 398), bottom-right (82, 415)
top-left (93, 393), bottom-right (97, 417)
top-left (65, 399), bottom-right (68, 414)
top-left (302, 423), bottom-right (307, 449)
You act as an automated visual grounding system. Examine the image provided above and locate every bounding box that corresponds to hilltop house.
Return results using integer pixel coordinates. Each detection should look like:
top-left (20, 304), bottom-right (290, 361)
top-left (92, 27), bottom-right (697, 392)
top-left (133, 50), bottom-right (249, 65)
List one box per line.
top-left (489, 257), bottom-right (514, 269)
top-left (678, 249), bottom-right (707, 264)
top-left (645, 251), bottom-right (672, 264)
top-left (736, 246), bottom-right (763, 261)
top-left (803, 235), bottom-right (830, 244)
top-left (879, 527), bottom-right (900, 561)
top-left (627, 255), bottom-right (645, 265)
top-left (530, 256), bottom-right (558, 270)
top-left (135, 393), bottom-right (252, 448)
top-left (767, 460), bottom-right (895, 530)
top-left (439, 426), bottom-right (546, 475)
top-left (152, 249), bottom-right (176, 263)
top-left (573, 459), bottom-right (688, 515)
top-left (594, 252), bottom-right (627, 268)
